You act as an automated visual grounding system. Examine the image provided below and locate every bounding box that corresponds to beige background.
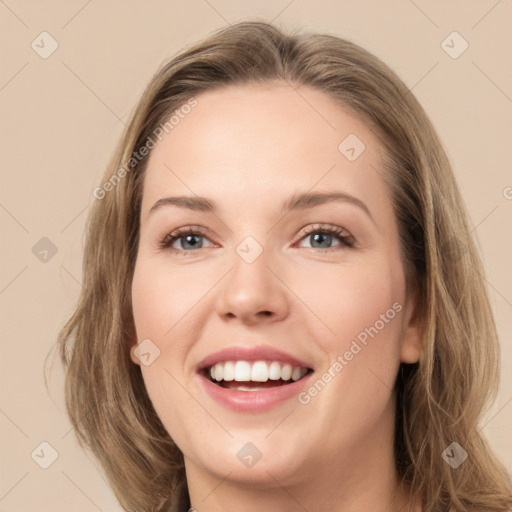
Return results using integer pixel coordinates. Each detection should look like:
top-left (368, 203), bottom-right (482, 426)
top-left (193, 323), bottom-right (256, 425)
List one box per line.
top-left (1, 1), bottom-right (511, 510)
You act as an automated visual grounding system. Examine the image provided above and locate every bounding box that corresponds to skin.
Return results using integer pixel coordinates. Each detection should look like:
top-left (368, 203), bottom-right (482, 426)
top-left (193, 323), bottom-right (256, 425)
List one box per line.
top-left (130, 82), bottom-right (422, 512)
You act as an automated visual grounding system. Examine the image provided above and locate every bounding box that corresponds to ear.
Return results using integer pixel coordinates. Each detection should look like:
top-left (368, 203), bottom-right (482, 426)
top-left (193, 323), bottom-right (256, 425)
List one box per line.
top-left (128, 321), bottom-right (141, 366)
top-left (399, 289), bottom-right (423, 364)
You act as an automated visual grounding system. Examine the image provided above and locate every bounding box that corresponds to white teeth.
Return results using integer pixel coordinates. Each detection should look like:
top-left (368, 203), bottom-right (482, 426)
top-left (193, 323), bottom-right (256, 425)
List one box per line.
top-left (214, 363), bottom-right (223, 382)
top-left (206, 360), bottom-right (309, 383)
top-left (281, 364), bottom-right (292, 381)
top-left (268, 361), bottom-right (282, 380)
top-left (223, 361), bottom-right (235, 381)
top-left (293, 367), bottom-right (309, 381)
top-left (251, 361), bottom-right (269, 382)
top-left (291, 366), bottom-right (302, 381)
top-left (234, 361), bottom-right (251, 381)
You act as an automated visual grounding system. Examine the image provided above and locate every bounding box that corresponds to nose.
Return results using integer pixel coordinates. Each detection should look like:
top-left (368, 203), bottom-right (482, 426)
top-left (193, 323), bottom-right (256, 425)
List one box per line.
top-left (215, 244), bottom-right (290, 326)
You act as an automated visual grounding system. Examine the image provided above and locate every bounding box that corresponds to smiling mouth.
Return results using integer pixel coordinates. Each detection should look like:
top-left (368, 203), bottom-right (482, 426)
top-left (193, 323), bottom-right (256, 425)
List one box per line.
top-left (202, 360), bottom-right (313, 391)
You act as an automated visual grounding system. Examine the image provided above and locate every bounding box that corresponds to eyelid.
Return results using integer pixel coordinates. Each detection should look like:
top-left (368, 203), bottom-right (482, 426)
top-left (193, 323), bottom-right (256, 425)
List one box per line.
top-left (158, 225), bottom-right (216, 252)
top-left (159, 223), bottom-right (355, 253)
top-left (295, 223), bottom-right (351, 239)
top-left (293, 223), bottom-right (355, 249)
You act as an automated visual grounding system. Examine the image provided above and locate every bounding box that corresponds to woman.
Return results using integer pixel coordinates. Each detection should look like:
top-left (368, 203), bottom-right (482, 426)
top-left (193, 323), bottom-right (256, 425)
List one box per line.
top-left (56, 21), bottom-right (512, 512)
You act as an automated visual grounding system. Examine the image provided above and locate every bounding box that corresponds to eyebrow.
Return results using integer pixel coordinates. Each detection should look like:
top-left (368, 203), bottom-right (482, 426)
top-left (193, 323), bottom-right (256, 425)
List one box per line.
top-left (148, 191), bottom-right (373, 222)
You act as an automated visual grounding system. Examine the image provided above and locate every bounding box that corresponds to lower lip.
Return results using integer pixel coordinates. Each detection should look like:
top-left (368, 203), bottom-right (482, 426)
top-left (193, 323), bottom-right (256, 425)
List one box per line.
top-left (198, 372), bottom-right (314, 413)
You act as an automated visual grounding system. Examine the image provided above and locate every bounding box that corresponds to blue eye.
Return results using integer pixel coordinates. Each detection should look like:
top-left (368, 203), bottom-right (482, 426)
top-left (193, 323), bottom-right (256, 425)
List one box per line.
top-left (296, 225), bottom-right (354, 250)
top-left (159, 229), bottom-right (213, 252)
top-left (159, 224), bottom-right (354, 255)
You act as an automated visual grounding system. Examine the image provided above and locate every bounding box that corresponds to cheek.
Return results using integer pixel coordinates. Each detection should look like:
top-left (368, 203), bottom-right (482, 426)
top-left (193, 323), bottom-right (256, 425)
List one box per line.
top-left (131, 257), bottom-right (215, 340)
top-left (138, 365), bottom-right (201, 455)
top-left (294, 265), bottom-right (404, 444)
top-left (131, 263), bottom-right (198, 444)
top-left (131, 258), bottom-right (217, 428)
top-left (291, 256), bottom-right (404, 353)
top-left (298, 255), bottom-right (405, 407)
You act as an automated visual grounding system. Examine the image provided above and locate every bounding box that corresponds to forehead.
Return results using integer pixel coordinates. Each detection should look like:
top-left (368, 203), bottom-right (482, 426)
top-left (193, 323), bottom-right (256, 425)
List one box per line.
top-left (140, 82), bottom-right (391, 219)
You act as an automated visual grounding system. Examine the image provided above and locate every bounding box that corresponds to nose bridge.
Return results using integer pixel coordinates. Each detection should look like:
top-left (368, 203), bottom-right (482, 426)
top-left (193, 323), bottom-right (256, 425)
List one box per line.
top-left (216, 234), bottom-right (288, 323)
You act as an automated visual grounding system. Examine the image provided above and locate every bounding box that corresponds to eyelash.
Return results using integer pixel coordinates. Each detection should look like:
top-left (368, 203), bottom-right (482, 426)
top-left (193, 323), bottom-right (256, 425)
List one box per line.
top-left (158, 224), bottom-right (355, 255)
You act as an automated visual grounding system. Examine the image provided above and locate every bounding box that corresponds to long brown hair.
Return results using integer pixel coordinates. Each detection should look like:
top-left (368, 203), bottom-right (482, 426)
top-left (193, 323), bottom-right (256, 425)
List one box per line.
top-left (53, 20), bottom-right (512, 512)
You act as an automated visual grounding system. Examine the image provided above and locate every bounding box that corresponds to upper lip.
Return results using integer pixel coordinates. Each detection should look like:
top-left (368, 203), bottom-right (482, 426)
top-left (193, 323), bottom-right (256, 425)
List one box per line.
top-left (196, 345), bottom-right (313, 372)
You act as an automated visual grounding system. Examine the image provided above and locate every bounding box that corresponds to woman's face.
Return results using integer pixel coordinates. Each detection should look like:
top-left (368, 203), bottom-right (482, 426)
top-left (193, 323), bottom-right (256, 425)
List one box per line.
top-left (130, 82), bottom-right (420, 490)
